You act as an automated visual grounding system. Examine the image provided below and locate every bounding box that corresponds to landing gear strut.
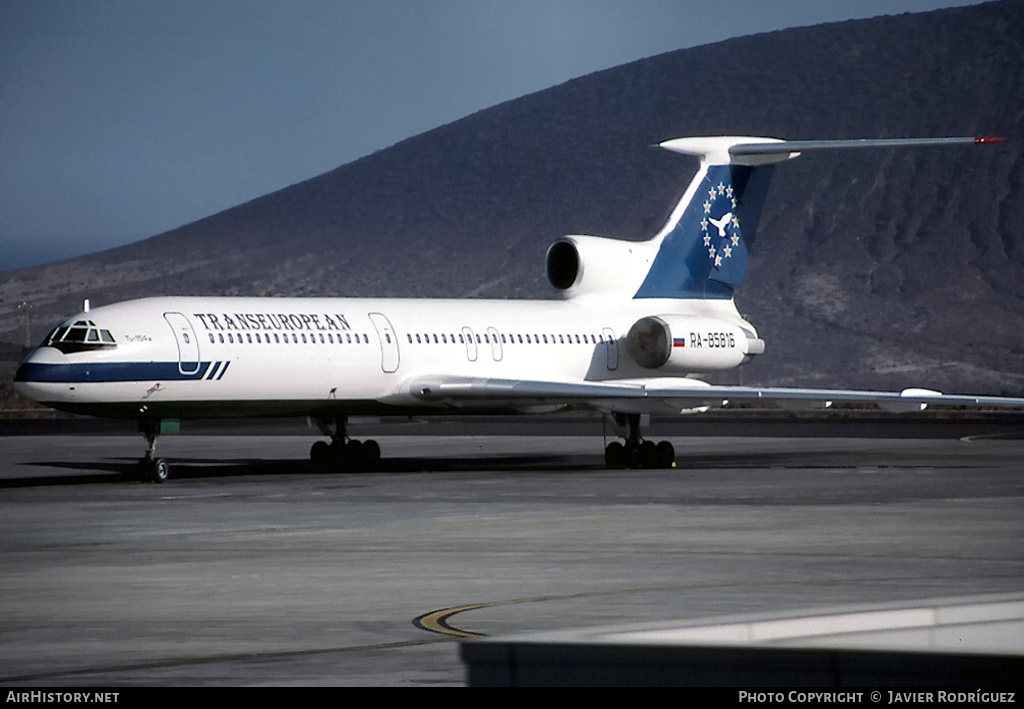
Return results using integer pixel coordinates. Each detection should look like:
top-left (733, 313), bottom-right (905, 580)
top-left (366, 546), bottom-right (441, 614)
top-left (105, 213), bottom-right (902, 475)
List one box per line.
top-left (136, 418), bottom-right (170, 483)
top-left (604, 413), bottom-right (675, 469)
top-left (310, 416), bottom-right (381, 473)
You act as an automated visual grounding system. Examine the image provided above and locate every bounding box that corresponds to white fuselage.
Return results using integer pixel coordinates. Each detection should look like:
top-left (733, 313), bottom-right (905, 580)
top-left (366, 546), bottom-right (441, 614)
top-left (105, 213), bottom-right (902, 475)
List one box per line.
top-left (15, 294), bottom-right (754, 419)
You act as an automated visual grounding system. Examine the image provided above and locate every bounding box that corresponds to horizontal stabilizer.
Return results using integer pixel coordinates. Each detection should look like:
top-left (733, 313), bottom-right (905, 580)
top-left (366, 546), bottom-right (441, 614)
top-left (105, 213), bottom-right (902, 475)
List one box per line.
top-left (660, 136), bottom-right (1003, 166)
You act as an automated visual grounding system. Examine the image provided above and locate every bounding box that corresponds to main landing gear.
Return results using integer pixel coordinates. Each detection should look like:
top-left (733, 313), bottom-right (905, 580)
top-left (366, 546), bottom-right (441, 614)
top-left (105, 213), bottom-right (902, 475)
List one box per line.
top-left (309, 416), bottom-right (381, 473)
top-left (604, 413), bottom-right (676, 469)
top-left (133, 418), bottom-right (170, 483)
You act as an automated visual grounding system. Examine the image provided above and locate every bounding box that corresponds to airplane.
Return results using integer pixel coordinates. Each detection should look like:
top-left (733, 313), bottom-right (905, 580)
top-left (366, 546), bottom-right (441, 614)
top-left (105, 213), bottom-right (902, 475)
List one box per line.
top-left (14, 135), bottom-right (1024, 482)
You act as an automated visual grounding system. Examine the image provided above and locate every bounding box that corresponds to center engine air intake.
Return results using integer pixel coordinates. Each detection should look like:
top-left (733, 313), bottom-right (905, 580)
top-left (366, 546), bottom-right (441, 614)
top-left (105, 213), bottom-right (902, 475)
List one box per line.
top-left (546, 240), bottom-right (580, 290)
top-left (544, 235), bottom-right (659, 298)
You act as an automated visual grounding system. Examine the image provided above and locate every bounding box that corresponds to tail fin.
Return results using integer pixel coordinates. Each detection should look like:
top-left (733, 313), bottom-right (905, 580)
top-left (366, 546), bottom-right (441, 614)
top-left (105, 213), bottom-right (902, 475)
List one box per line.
top-left (633, 135), bottom-right (1001, 300)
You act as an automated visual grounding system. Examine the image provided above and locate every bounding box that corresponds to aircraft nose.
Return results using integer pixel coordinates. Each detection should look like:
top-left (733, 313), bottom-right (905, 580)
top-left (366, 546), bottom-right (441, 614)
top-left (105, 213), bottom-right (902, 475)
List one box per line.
top-left (13, 346), bottom-right (70, 406)
top-left (15, 345), bottom-right (68, 381)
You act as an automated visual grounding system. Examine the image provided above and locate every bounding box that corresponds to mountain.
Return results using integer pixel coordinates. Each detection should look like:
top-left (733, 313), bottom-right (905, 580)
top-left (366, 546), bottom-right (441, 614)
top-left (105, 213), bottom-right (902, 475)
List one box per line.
top-left (2, 0), bottom-right (1022, 396)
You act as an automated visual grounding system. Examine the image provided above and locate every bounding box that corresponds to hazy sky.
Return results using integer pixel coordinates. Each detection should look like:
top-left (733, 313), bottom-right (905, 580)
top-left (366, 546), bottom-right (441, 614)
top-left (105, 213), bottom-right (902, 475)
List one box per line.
top-left (0, 0), bottom-right (982, 270)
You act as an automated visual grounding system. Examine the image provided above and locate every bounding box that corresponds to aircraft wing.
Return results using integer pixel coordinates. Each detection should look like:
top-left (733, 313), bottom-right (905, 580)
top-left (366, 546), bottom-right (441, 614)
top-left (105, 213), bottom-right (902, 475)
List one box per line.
top-left (406, 377), bottom-right (1024, 414)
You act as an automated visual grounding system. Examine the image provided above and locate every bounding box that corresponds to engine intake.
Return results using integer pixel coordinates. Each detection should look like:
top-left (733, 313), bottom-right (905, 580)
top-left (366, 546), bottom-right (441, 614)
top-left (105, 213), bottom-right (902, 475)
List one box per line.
top-left (625, 317), bottom-right (672, 369)
top-left (624, 315), bottom-right (764, 372)
top-left (546, 240), bottom-right (580, 290)
top-left (544, 235), bottom-right (659, 298)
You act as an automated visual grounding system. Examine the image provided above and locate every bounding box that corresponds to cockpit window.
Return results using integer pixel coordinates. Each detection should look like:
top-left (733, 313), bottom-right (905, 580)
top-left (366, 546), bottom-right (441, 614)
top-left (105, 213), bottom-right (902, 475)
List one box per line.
top-left (44, 319), bottom-right (117, 354)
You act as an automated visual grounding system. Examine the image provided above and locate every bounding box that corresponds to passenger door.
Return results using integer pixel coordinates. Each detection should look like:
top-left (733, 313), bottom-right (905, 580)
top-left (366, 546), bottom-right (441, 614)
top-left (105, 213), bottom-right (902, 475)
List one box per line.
top-left (163, 312), bottom-right (201, 375)
top-left (368, 312), bottom-right (400, 373)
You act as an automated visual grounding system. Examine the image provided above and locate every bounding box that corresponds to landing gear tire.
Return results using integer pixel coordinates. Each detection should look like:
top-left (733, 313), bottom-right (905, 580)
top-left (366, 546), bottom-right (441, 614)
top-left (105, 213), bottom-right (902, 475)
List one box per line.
top-left (343, 439), bottom-right (381, 472)
top-left (656, 440), bottom-right (676, 469)
top-left (605, 441), bottom-right (626, 468)
top-left (362, 439), bottom-right (381, 470)
top-left (604, 439), bottom-right (675, 469)
top-left (345, 439), bottom-right (364, 468)
top-left (310, 438), bottom-right (382, 473)
top-left (149, 458), bottom-right (170, 483)
top-left (310, 440), bottom-right (332, 471)
top-left (639, 440), bottom-right (659, 469)
top-left (130, 458), bottom-right (169, 482)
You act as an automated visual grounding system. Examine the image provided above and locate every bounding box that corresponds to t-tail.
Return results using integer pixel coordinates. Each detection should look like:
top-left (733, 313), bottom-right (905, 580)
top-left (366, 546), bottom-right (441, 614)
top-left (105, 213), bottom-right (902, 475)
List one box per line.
top-left (637, 135), bottom-right (1004, 300)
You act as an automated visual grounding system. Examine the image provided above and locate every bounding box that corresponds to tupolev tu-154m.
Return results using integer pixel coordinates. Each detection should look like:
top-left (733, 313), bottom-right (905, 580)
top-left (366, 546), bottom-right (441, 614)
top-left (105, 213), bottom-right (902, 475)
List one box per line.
top-left (14, 135), bottom-right (1024, 481)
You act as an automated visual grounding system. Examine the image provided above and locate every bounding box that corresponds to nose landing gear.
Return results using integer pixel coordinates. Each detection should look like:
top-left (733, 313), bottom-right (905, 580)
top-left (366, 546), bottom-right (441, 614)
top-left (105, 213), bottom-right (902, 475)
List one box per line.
top-left (134, 418), bottom-right (170, 483)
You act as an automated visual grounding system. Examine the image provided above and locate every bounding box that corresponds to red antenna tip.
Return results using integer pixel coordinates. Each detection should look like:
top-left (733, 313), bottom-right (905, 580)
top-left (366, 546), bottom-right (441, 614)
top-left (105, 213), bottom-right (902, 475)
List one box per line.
top-left (974, 136), bottom-right (1005, 144)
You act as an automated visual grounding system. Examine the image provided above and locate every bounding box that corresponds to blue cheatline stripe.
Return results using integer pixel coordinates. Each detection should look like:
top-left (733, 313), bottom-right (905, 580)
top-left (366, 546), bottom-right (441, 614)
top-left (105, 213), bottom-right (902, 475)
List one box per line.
top-left (15, 361), bottom-right (229, 383)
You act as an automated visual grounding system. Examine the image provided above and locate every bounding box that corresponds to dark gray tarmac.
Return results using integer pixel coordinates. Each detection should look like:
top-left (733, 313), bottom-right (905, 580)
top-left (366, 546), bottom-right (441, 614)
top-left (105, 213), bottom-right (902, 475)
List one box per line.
top-left (1, 415), bottom-right (1021, 686)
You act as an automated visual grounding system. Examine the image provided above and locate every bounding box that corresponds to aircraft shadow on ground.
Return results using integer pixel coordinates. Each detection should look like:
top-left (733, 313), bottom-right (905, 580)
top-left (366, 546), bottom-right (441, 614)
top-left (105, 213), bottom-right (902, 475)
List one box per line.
top-left (4, 444), bottom-right (987, 488)
top-left (6, 453), bottom-right (596, 487)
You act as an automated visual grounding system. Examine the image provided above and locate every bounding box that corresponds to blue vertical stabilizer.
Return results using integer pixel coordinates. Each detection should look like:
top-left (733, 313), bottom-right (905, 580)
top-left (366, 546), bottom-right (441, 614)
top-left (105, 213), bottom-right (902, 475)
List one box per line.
top-left (634, 162), bottom-right (774, 300)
